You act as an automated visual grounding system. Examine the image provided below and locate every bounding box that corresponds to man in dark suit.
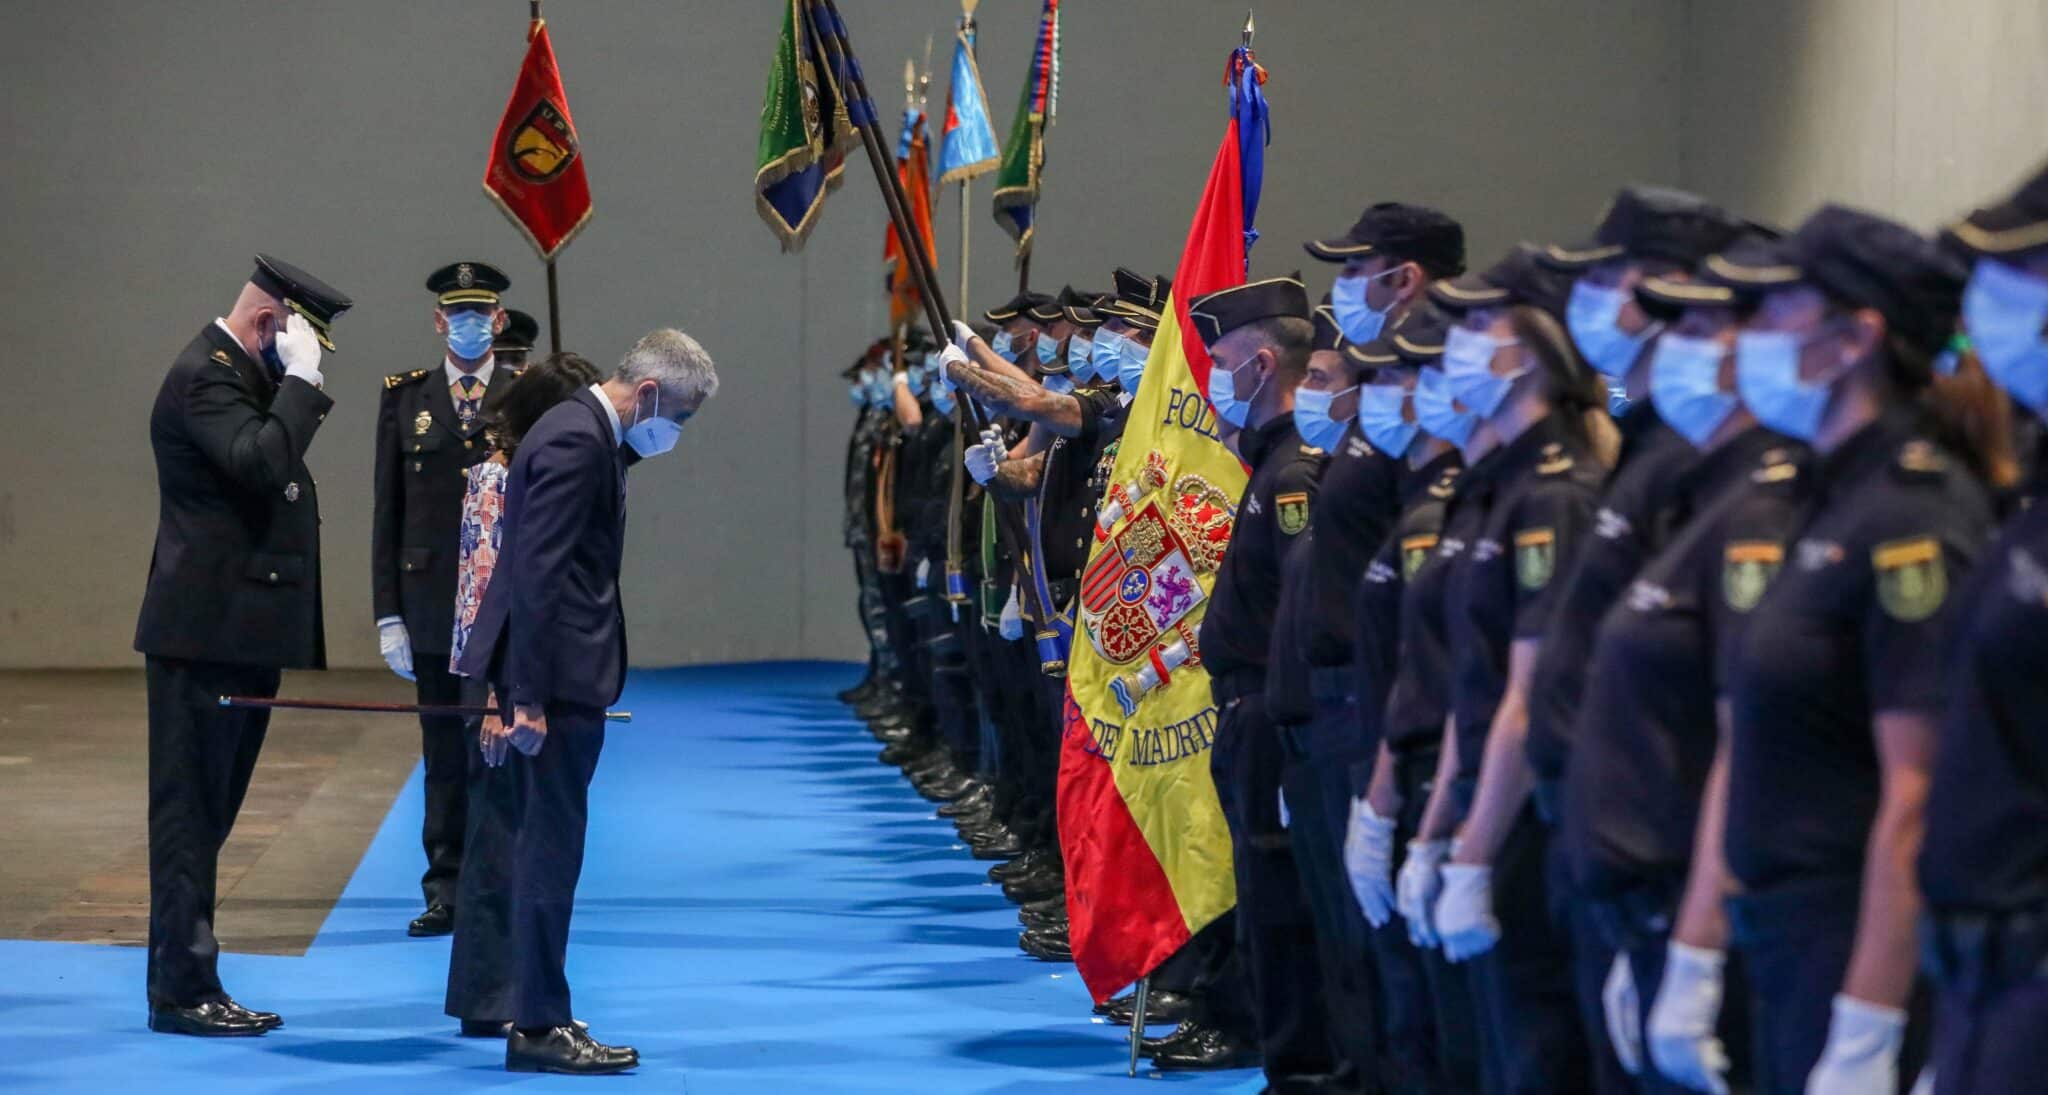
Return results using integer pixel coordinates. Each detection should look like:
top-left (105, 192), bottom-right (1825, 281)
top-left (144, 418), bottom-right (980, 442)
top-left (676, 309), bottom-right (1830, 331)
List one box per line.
top-left (134, 255), bottom-right (351, 1036)
top-left (372, 261), bottom-right (523, 938)
top-left (457, 327), bottom-right (718, 1075)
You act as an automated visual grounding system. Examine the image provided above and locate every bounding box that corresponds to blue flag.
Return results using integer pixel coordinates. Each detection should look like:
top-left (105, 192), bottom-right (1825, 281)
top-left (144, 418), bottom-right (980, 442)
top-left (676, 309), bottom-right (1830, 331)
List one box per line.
top-left (938, 23), bottom-right (999, 184)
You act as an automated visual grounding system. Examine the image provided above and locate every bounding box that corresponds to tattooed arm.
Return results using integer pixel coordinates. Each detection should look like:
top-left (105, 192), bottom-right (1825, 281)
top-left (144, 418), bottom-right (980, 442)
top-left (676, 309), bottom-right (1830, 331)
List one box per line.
top-left (944, 361), bottom-right (1085, 438)
top-left (985, 451), bottom-right (1047, 500)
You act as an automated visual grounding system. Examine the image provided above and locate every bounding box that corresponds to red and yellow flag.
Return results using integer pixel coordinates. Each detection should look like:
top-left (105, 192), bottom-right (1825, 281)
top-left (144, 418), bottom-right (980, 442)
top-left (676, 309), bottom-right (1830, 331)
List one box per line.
top-left (484, 18), bottom-right (593, 261)
top-left (1056, 52), bottom-right (1268, 1001)
top-left (883, 105), bottom-right (938, 331)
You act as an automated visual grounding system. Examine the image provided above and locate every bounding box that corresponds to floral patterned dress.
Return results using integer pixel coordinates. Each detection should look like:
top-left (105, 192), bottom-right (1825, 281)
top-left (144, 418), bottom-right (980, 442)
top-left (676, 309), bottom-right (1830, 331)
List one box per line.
top-left (449, 457), bottom-right (509, 675)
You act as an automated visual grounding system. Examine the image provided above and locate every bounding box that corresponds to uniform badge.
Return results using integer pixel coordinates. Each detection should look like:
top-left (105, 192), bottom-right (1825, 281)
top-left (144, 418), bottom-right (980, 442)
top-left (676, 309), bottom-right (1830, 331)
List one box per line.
top-left (415, 410), bottom-right (433, 436)
top-left (210, 349), bottom-right (233, 367)
top-left (1276, 492), bottom-right (1311, 536)
top-left (283, 481), bottom-right (301, 503)
top-left (1401, 534), bottom-right (1439, 579)
top-left (456, 263), bottom-right (475, 289)
top-left (509, 98), bottom-right (579, 183)
top-left (1721, 540), bottom-right (1783, 613)
top-left (1536, 444), bottom-right (1574, 476)
top-left (1873, 536), bottom-right (1946, 621)
top-left (1514, 528), bottom-right (1556, 590)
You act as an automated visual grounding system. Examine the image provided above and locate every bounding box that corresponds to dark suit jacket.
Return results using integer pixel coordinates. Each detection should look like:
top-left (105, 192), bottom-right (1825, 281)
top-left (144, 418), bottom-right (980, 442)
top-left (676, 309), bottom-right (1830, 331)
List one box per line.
top-left (371, 360), bottom-right (520, 655)
top-left (135, 324), bottom-right (334, 668)
top-left (457, 390), bottom-right (628, 708)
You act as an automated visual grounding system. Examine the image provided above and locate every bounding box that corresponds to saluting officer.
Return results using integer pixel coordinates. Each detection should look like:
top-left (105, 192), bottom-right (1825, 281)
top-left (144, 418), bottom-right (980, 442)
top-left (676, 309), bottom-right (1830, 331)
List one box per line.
top-left (135, 254), bottom-right (350, 1036)
top-left (372, 261), bottom-right (522, 938)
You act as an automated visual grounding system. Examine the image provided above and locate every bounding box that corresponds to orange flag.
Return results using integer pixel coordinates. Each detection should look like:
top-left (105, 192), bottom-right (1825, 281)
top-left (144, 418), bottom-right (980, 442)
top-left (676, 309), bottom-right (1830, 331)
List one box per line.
top-left (484, 18), bottom-right (593, 261)
top-left (883, 105), bottom-right (938, 331)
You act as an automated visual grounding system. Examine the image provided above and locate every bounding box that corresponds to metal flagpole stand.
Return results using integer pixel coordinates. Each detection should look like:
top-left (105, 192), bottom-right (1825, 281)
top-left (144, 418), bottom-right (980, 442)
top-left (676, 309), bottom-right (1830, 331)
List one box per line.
top-left (1126, 976), bottom-right (1151, 1076)
top-left (532, 0), bottom-right (562, 352)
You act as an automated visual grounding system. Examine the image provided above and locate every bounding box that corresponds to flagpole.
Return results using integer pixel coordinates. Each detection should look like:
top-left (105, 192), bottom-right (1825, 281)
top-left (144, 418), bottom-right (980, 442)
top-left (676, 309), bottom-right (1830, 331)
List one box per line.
top-left (529, 0), bottom-right (563, 353)
top-left (943, 0), bottom-right (977, 608)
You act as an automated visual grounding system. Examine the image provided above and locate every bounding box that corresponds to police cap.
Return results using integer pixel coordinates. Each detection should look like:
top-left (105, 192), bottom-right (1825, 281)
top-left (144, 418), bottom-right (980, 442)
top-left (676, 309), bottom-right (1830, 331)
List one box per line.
top-left (1096, 267), bottom-right (1173, 333)
top-left (1943, 158), bottom-right (2048, 261)
top-left (426, 261), bottom-right (510, 308)
top-left (1540, 186), bottom-right (1747, 272)
top-left (1428, 244), bottom-right (1574, 320)
top-left (1305, 201), bottom-right (1467, 277)
top-left (1633, 226), bottom-right (1786, 322)
top-left (984, 291), bottom-right (1053, 325)
top-left (1188, 274), bottom-right (1310, 352)
top-left (1311, 298), bottom-right (1345, 354)
top-left (497, 309), bottom-right (540, 353)
top-left (251, 254), bottom-right (352, 352)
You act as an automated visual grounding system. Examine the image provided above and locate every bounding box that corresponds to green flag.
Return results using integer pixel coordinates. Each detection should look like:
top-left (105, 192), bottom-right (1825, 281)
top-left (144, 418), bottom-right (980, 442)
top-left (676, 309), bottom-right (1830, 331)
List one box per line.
top-left (755, 0), bottom-right (848, 251)
top-left (991, 0), bottom-right (1058, 259)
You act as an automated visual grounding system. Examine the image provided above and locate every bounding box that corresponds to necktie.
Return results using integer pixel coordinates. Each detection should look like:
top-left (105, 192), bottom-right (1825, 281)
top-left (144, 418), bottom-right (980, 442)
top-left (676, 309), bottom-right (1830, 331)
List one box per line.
top-left (454, 375), bottom-right (482, 431)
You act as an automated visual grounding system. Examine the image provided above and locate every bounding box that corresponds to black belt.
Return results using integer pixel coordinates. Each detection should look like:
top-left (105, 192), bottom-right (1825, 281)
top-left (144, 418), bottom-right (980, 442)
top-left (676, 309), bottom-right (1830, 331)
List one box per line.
top-left (1210, 669), bottom-right (1266, 707)
top-left (1924, 904), bottom-right (2048, 999)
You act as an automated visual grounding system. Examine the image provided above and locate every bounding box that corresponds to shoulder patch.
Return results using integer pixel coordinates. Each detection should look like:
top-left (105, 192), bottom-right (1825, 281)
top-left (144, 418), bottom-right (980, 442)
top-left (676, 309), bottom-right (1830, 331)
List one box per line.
top-left (209, 349), bottom-right (234, 367)
top-left (1893, 439), bottom-right (1947, 482)
top-left (384, 368), bottom-right (432, 390)
top-left (1722, 540), bottom-right (1784, 612)
top-left (1514, 527), bottom-right (1557, 590)
top-left (1752, 461), bottom-right (1799, 484)
top-left (1276, 491), bottom-right (1311, 536)
top-left (1873, 536), bottom-right (1947, 621)
top-left (1536, 442), bottom-right (1574, 476)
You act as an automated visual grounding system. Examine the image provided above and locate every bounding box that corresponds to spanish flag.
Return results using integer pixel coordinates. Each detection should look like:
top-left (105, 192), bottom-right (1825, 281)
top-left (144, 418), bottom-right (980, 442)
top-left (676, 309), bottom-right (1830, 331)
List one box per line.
top-left (1057, 43), bottom-right (1269, 1001)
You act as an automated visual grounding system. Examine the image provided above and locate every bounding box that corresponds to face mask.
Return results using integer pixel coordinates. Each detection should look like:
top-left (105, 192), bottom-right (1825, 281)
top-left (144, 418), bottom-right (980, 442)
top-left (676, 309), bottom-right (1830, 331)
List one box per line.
top-left (624, 386), bottom-right (683, 458)
top-left (1036, 334), bottom-right (1061, 366)
top-left (906, 366), bottom-right (928, 396)
top-left (1566, 281), bottom-right (1660, 379)
top-left (931, 381), bottom-right (957, 416)
top-left (863, 370), bottom-right (891, 405)
top-left (1648, 333), bottom-right (1738, 447)
top-left (847, 382), bottom-right (865, 409)
top-left (1734, 329), bottom-right (1834, 442)
top-left (1068, 333), bottom-right (1097, 381)
top-left (1293, 383), bottom-right (1354, 451)
top-left (1355, 382), bottom-right (1420, 457)
top-left (1331, 266), bottom-right (1402, 344)
top-left (260, 315), bottom-right (286, 376)
top-left (991, 330), bottom-right (1017, 362)
top-left (1043, 373), bottom-right (1076, 396)
top-left (1206, 351), bottom-right (1268, 428)
top-left (1118, 336), bottom-right (1151, 393)
top-left (1413, 367), bottom-right (1477, 448)
top-left (1441, 326), bottom-right (1527, 418)
top-left (445, 311), bottom-right (496, 360)
top-left (1963, 258), bottom-right (2048, 416)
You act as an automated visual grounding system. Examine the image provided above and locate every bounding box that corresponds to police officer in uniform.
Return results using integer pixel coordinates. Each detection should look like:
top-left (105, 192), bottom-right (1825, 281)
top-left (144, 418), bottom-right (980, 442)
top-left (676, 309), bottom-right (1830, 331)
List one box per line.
top-left (495, 309), bottom-right (541, 368)
top-left (373, 261), bottom-right (523, 938)
top-left (1706, 206), bottom-right (1995, 1095)
top-left (842, 346), bottom-right (896, 708)
top-left (135, 254), bottom-right (350, 1035)
top-left (1179, 275), bottom-right (1332, 1083)
top-left (1920, 159), bottom-right (2048, 1095)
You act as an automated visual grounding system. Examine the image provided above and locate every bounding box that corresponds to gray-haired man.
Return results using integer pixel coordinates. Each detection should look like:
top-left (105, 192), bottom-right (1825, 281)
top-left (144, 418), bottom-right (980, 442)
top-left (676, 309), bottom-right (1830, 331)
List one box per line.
top-left (457, 329), bottom-right (718, 1074)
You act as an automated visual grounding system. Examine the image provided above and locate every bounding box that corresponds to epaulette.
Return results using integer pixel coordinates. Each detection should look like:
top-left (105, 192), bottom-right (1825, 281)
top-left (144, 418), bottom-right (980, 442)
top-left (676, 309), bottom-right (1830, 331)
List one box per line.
top-left (1535, 442), bottom-right (1575, 476)
top-left (1892, 439), bottom-right (1948, 482)
top-left (1429, 466), bottom-right (1462, 499)
top-left (209, 348), bottom-right (234, 368)
top-left (384, 368), bottom-right (432, 390)
top-left (1298, 444), bottom-right (1332, 466)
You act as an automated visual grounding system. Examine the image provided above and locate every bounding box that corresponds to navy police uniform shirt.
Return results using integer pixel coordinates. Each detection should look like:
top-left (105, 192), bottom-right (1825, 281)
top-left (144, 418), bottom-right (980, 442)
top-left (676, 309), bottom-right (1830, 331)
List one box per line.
top-left (1726, 410), bottom-right (1994, 892)
top-left (1448, 413), bottom-right (1606, 790)
top-left (1354, 450), bottom-right (1463, 772)
top-left (1199, 416), bottom-right (1326, 684)
top-left (1037, 385), bottom-right (1125, 586)
top-left (1296, 425), bottom-right (1404, 667)
top-left (1526, 405), bottom-right (1699, 785)
top-left (1264, 531), bottom-right (1319, 725)
top-left (1920, 478), bottom-right (2048, 914)
top-left (1383, 448), bottom-right (1499, 777)
top-left (1562, 429), bottom-right (1804, 901)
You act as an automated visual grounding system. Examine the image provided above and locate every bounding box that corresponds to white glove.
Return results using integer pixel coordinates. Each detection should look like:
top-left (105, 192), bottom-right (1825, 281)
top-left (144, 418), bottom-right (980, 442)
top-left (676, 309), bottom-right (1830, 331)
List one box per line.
top-left (1435, 860), bottom-right (1501, 962)
top-left (915, 557), bottom-right (931, 589)
top-left (951, 319), bottom-right (983, 350)
top-left (377, 618), bottom-right (415, 682)
top-left (1396, 839), bottom-right (1450, 948)
top-left (1277, 789), bottom-right (1290, 829)
top-left (1603, 953), bottom-right (1644, 1075)
top-left (277, 311), bottom-right (324, 386)
top-left (1647, 942), bottom-right (1730, 1095)
top-left (1344, 797), bottom-right (1399, 928)
top-left (936, 342), bottom-right (968, 393)
top-left (1909, 1067), bottom-right (1934, 1095)
top-left (966, 427), bottom-right (1005, 485)
top-left (998, 585), bottom-right (1024, 640)
top-left (1804, 994), bottom-right (1906, 1095)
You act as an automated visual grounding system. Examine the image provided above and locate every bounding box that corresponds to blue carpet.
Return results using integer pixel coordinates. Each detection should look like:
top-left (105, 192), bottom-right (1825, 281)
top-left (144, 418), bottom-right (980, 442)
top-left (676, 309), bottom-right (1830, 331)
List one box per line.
top-left (0, 663), bottom-right (1260, 1093)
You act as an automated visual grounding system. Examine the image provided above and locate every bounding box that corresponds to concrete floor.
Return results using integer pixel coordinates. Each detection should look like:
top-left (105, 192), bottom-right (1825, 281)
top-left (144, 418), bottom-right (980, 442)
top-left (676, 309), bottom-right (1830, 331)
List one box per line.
top-left (0, 669), bottom-right (425, 954)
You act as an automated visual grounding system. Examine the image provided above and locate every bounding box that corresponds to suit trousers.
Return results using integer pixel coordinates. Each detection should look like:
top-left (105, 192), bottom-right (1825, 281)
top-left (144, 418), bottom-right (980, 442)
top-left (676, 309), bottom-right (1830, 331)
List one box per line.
top-left (414, 656), bottom-right (469, 908)
top-left (145, 656), bottom-right (278, 1007)
top-left (504, 701), bottom-right (607, 1030)
top-left (446, 678), bottom-right (516, 1022)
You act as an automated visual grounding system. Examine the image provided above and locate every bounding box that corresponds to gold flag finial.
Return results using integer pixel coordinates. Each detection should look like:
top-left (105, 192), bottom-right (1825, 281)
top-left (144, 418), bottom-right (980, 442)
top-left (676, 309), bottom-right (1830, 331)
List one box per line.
top-left (1242, 10), bottom-right (1255, 46)
top-left (962, 0), bottom-right (979, 15)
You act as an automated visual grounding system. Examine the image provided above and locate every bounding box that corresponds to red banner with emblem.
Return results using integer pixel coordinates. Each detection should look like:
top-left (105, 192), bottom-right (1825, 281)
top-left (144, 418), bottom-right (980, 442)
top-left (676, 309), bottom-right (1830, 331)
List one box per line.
top-left (484, 19), bottom-right (593, 261)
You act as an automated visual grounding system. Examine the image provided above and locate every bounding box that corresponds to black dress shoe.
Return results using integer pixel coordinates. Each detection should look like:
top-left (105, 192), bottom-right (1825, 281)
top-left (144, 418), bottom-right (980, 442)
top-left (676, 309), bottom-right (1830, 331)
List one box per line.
top-left (1002, 866), bottom-right (1066, 904)
top-left (876, 740), bottom-right (928, 767)
top-left (460, 1019), bottom-right (512, 1037)
top-left (970, 829), bottom-right (1027, 860)
top-left (1018, 926), bottom-right (1073, 961)
top-left (147, 1000), bottom-right (267, 1037)
top-left (916, 771), bottom-right (976, 802)
top-left (220, 998), bottom-right (283, 1030)
top-left (506, 1025), bottom-right (638, 1075)
top-left (1021, 894), bottom-right (1065, 919)
top-left (1140, 1018), bottom-right (1201, 1057)
top-left (1020, 906), bottom-right (1067, 933)
top-left (936, 784), bottom-right (992, 817)
top-left (408, 903), bottom-right (456, 937)
top-left (988, 848), bottom-right (1049, 882)
top-left (1107, 989), bottom-right (1191, 1026)
top-left (871, 721), bottom-right (917, 743)
top-left (1150, 1024), bottom-right (1261, 1071)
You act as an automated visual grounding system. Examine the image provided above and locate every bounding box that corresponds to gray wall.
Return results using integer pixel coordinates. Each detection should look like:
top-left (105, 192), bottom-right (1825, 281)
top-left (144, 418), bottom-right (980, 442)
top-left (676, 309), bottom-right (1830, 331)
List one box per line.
top-left (0, 0), bottom-right (1687, 669)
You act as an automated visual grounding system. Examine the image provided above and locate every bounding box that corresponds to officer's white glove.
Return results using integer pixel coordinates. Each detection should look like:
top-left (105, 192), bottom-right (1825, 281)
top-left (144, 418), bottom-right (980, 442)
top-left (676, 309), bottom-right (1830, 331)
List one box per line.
top-left (998, 585), bottom-right (1024, 640)
top-left (1804, 994), bottom-right (1906, 1095)
top-left (1435, 860), bottom-right (1501, 962)
top-left (936, 342), bottom-right (969, 394)
top-left (966, 427), bottom-right (1005, 485)
top-left (377, 617), bottom-right (415, 682)
top-left (951, 319), bottom-right (983, 350)
top-left (1647, 942), bottom-right (1730, 1095)
top-left (1395, 839), bottom-right (1450, 948)
top-left (1277, 789), bottom-right (1290, 829)
top-left (277, 311), bottom-right (324, 387)
top-left (1909, 1067), bottom-right (1934, 1095)
top-left (1603, 952), bottom-right (1645, 1075)
top-left (1344, 797), bottom-right (1399, 928)
top-left (915, 557), bottom-right (931, 589)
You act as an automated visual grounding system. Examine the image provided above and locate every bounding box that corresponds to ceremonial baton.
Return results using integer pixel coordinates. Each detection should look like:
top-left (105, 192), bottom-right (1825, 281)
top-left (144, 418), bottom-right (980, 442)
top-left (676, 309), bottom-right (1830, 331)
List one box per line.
top-left (218, 696), bottom-right (633, 723)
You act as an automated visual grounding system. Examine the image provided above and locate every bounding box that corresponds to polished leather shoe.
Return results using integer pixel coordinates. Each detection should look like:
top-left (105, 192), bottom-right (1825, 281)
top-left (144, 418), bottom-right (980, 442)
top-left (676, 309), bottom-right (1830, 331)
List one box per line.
top-left (1107, 989), bottom-right (1191, 1026)
top-left (1021, 893), bottom-right (1065, 919)
top-left (219, 998), bottom-right (283, 1030)
top-left (1018, 926), bottom-right (1072, 961)
top-left (506, 1025), bottom-right (638, 1075)
top-left (877, 740), bottom-right (929, 767)
top-left (936, 784), bottom-right (992, 817)
top-left (871, 721), bottom-right (917, 743)
top-left (1139, 1018), bottom-right (1201, 1057)
top-left (970, 828), bottom-right (1027, 860)
top-left (916, 770), bottom-right (976, 802)
top-left (837, 678), bottom-right (877, 703)
top-left (148, 1000), bottom-right (268, 1037)
top-left (461, 1019), bottom-right (513, 1037)
top-left (988, 848), bottom-right (1050, 882)
top-left (408, 903), bottom-right (456, 937)
top-left (1150, 1024), bottom-right (1261, 1071)
top-left (1020, 906), bottom-right (1067, 933)
top-left (1002, 866), bottom-right (1066, 904)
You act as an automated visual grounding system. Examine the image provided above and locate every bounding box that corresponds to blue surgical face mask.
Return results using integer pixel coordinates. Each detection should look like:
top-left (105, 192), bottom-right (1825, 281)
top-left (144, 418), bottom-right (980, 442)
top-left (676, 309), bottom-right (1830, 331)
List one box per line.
top-left (260, 314), bottom-right (286, 376)
top-left (931, 380), bottom-right (957, 415)
top-left (863, 369), bottom-right (891, 405)
top-left (847, 382), bottom-right (865, 409)
top-left (991, 330), bottom-right (1017, 362)
top-left (1331, 266), bottom-right (1403, 344)
top-left (445, 310), bottom-right (496, 360)
top-left (1412, 367), bottom-right (1476, 447)
top-left (1355, 382), bottom-right (1420, 457)
top-left (624, 387), bottom-right (683, 458)
top-left (1649, 333), bottom-right (1738, 447)
top-left (1067, 332), bottom-right (1097, 381)
top-left (1292, 382), bottom-right (1354, 451)
top-left (906, 365), bottom-right (928, 396)
top-left (1043, 373), bottom-right (1076, 396)
top-left (1207, 351), bottom-right (1268, 428)
top-left (1963, 258), bottom-right (2048, 416)
top-left (1035, 333), bottom-right (1061, 366)
top-left (1735, 328), bottom-right (1834, 442)
top-left (1440, 326), bottom-right (1527, 418)
top-left (1118, 335), bottom-right (1151, 394)
top-left (1566, 280), bottom-right (1660, 379)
